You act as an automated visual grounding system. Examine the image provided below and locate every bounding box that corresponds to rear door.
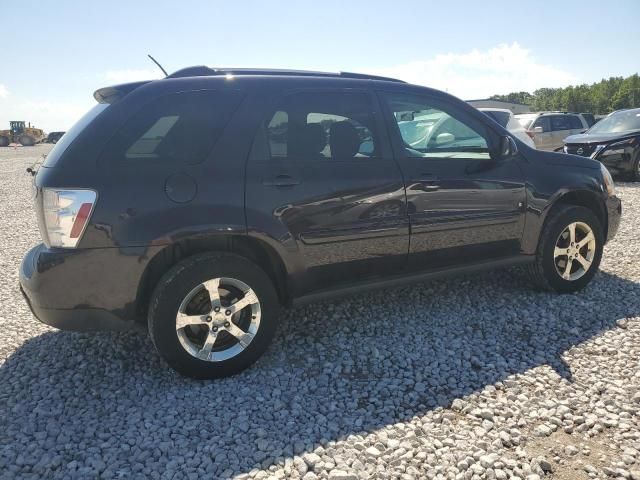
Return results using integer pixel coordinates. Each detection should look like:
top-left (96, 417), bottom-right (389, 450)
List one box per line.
top-left (245, 88), bottom-right (409, 294)
top-left (380, 91), bottom-right (526, 270)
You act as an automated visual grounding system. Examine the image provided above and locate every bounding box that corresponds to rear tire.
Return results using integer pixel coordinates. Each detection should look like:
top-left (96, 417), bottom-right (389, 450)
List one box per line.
top-left (525, 205), bottom-right (603, 293)
top-left (19, 135), bottom-right (34, 146)
top-left (148, 252), bottom-right (280, 379)
top-left (0, 136), bottom-right (9, 147)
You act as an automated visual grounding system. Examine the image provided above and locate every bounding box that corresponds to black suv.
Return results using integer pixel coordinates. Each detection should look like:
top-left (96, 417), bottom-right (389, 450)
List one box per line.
top-left (564, 108), bottom-right (640, 180)
top-left (20, 67), bottom-right (622, 378)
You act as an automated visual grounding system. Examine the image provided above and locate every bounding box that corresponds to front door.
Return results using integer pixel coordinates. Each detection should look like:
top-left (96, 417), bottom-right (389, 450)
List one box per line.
top-left (380, 91), bottom-right (526, 270)
top-left (245, 89), bottom-right (409, 294)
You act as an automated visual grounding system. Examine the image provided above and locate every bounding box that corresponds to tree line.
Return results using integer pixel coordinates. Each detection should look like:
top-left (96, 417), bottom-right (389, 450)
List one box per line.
top-left (490, 74), bottom-right (640, 114)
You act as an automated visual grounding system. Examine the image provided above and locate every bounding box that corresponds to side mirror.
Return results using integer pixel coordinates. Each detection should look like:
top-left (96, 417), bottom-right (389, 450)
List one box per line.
top-left (435, 133), bottom-right (455, 145)
top-left (498, 135), bottom-right (518, 160)
top-left (397, 112), bottom-right (415, 122)
top-left (533, 126), bottom-right (544, 134)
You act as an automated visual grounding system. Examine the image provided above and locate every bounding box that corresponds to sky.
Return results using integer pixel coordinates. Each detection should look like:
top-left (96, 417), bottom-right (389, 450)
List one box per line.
top-left (1, 0), bottom-right (639, 132)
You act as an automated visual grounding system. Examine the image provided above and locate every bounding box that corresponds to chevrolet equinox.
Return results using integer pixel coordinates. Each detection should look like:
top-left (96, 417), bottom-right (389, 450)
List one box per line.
top-left (20, 67), bottom-right (622, 378)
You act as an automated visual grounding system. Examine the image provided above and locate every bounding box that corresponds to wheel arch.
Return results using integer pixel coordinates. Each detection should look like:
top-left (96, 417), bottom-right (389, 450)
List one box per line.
top-left (544, 189), bottom-right (608, 240)
top-left (135, 234), bottom-right (291, 324)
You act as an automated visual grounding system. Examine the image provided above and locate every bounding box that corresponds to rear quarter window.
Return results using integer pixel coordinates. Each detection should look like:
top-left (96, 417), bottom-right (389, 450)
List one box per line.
top-left (102, 90), bottom-right (243, 165)
top-left (43, 104), bottom-right (109, 167)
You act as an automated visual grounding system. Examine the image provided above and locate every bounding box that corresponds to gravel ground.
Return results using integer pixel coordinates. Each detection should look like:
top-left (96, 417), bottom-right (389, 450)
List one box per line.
top-left (1, 144), bottom-right (639, 480)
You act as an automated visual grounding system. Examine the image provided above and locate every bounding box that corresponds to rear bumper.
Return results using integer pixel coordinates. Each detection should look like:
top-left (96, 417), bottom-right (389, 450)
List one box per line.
top-left (19, 283), bottom-right (137, 331)
top-left (19, 243), bottom-right (158, 332)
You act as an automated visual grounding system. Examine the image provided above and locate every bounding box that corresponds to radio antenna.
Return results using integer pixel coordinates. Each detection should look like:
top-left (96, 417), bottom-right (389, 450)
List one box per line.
top-left (147, 54), bottom-right (168, 77)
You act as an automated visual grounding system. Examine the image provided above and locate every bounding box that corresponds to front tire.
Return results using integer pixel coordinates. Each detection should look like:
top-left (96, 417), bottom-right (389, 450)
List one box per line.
top-left (632, 155), bottom-right (640, 181)
top-left (148, 252), bottom-right (280, 379)
top-left (526, 205), bottom-right (603, 293)
top-left (0, 136), bottom-right (9, 147)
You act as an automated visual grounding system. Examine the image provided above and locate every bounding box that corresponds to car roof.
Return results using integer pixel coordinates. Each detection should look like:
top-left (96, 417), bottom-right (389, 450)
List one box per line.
top-left (166, 66), bottom-right (406, 84)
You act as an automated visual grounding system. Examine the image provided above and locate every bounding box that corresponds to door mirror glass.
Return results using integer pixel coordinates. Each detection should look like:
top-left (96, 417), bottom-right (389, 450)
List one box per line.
top-left (533, 126), bottom-right (544, 134)
top-left (499, 135), bottom-right (518, 159)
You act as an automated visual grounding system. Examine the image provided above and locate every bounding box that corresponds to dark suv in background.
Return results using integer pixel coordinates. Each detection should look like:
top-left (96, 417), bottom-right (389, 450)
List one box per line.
top-left (564, 108), bottom-right (640, 180)
top-left (20, 67), bottom-right (621, 378)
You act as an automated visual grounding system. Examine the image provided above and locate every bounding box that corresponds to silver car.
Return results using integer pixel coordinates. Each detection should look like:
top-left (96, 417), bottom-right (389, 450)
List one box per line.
top-left (515, 112), bottom-right (589, 151)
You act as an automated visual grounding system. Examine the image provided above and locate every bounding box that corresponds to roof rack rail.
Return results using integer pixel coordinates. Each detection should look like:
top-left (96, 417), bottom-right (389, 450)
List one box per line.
top-left (166, 66), bottom-right (405, 83)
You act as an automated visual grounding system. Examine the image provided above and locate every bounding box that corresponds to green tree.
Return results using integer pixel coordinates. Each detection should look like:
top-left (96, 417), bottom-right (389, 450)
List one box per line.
top-left (490, 73), bottom-right (639, 113)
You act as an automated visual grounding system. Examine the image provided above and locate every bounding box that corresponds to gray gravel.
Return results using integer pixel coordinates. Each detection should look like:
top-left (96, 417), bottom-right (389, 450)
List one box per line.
top-left (1, 144), bottom-right (639, 480)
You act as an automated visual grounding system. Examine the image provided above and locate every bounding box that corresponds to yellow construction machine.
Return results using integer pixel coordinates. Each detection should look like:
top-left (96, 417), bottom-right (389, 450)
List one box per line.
top-left (0, 121), bottom-right (46, 146)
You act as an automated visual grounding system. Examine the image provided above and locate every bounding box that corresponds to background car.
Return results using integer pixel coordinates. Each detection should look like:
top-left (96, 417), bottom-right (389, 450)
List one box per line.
top-left (564, 107), bottom-right (640, 180)
top-left (515, 112), bottom-right (589, 151)
top-left (479, 108), bottom-right (536, 148)
top-left (46, 132), bottom-right (66, 144)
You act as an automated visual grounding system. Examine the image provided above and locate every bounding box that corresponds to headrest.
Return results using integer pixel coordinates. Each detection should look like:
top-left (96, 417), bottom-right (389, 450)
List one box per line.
top-left (329, 121), bottom-right (361, 160)
top-left (302, 123), bottom-right (326, 155)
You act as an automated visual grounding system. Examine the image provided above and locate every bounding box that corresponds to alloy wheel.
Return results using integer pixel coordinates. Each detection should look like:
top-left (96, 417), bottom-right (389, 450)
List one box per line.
top-left (175, 277), bottom-right (261, 362)
top-left (553, 221), bottom-right (596, 281)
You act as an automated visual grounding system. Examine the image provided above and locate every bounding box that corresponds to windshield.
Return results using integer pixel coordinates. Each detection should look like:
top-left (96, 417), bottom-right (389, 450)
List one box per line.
top-left (482, 110), bottom-right (510, 128)
top-left (43, 104), bottom-right (109, 167)
top-left (587, 108), bottom-right (640, 135)
top-left (515, 114), bottom-right (537, 129)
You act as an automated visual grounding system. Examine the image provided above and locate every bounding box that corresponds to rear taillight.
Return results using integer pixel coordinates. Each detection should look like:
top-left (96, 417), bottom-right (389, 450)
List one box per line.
top-left (526, 130), bottom-right (535, 139)
top-left (41, 189), bottom-right (97, 248)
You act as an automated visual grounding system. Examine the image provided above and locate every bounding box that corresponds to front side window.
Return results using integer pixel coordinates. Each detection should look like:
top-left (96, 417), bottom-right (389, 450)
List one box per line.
top-left (105, 90), bottom-right (243, 164)
top-left (532, 116), bottom-right (550, 132)
top-left (257, 92), bottom-right (377, 161)
top-left (568, 115), bottom-right (584, 129)
top-left (384, 93), bottom-right (490, 159)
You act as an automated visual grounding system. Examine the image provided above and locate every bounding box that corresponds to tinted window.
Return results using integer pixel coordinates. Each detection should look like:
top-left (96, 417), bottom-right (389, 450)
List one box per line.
top-left (43, 104), bottom-right (109, 167)
top-left (550, 115), bottom-right (571, 131)
top-left (482, 110), bottom-right (510, 128)
top-left (581, 113), bottom-right (596, 127)
top-left (385, 93), bottom-right (490, 160)
top-left (105, 90), bottom-right (242, 164)
top-left (568, 115), bottom-right (583, 129)
top-left (257, 92), bottom-right (377, 161)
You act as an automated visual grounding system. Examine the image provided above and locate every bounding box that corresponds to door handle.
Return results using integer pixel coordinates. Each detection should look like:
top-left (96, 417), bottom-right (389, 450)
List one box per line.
top-left (418, 174), bottom-right (440, 191)
top-left (263, 174), bottom-right (300, 187)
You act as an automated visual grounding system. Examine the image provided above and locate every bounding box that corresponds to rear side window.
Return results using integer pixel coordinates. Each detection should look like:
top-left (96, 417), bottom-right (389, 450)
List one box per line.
top-left (254, 91), bottom-right (378, 161)
top-left (104, 90), bottom-right (242, 164)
